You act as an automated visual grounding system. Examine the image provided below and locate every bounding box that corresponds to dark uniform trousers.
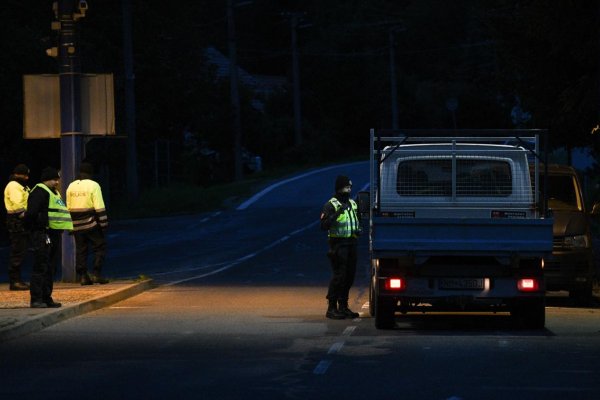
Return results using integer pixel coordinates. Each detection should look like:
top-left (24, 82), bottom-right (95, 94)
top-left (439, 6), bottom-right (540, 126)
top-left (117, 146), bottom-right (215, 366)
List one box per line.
top-left (6, 216), bottom-right (28, 283)
top-left (74, 227), bottom-right (106, 276)
top-left (30, 230), bottom-right (61, 303)
top-left (326, 240), bottom-right (357, 301)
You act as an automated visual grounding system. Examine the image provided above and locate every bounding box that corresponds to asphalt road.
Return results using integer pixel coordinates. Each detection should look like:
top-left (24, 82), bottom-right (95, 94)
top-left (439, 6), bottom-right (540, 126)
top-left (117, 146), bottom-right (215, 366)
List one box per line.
top-left (2, 162), bottom-right (600, 400)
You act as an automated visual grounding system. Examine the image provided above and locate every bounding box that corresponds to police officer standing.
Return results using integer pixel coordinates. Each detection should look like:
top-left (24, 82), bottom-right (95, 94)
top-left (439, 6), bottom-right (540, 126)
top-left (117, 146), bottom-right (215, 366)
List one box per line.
top-left (66, 162), bottom-right (109, 285)
top-left (320, 175), bottom-right (361, 319)
top-left (25, 167), bottom-right (73, 308)
top-left (3, 164), bottom-right (31, 290)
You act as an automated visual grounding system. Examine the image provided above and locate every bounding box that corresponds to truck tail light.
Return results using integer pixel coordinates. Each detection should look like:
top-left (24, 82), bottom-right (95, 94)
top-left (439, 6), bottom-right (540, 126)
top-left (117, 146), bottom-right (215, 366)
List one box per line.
top-left (385, 278), bottom-right (405, 291)
top-left (517, 278), bottom-right (540, 292)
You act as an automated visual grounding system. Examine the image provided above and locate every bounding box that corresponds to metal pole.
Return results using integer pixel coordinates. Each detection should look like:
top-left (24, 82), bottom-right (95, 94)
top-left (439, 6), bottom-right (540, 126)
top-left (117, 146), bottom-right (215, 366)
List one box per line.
top-left (122, 0), bottom-right (139, 199)
top-left (291, 13), bottom-right (303, 146)
top-left (58, 0), bottom-right (82, 282)
top-left (227, 0), bottom-right (243, 182)
top-left (389, 28), bottom-right (399, 130)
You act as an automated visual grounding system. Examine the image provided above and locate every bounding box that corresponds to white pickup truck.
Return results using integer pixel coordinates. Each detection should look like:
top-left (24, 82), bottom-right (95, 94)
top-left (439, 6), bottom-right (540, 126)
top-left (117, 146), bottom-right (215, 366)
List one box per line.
top-left (358, 130), bottom-right (554, 329)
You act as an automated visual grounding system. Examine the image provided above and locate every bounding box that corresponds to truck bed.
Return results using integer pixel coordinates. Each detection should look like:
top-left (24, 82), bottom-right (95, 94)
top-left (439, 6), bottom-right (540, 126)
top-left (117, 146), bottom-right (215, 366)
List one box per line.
top-left (371, 216), bottom-right (553, 257)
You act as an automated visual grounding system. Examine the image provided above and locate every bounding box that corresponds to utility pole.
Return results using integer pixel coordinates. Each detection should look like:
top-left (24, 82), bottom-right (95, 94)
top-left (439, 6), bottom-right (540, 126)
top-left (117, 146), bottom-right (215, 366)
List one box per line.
top-left (122, 0), bottom-right (139, 199)
top-left (290, 13), bottom-right (303, 146)
top-left (54, 0), bottom-right (87, 282)
top-left (227, 0), bottom-right (243, 182)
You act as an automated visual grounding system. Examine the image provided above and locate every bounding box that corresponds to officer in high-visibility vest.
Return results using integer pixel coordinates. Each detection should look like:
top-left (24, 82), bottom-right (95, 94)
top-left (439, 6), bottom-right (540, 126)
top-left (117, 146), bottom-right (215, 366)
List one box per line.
top-left (66, 162), bottom-right (109, 285)
top-left (3, 164), bottom-right (31, 290)
top-left (24, 167), bottom-right (73, 308)
top-left (320, 175), bottom-right (361, 319)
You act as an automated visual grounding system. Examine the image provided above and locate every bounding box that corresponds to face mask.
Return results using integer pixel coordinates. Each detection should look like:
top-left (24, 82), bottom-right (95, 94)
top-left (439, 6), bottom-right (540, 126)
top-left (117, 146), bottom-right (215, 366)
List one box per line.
top-left (337, 192), bottom-right (350, 202)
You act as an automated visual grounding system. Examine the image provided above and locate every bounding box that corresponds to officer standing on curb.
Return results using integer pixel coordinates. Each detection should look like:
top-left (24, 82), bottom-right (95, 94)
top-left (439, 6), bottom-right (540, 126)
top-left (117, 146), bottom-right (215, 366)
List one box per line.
top-left (3, 164), bottom-right (31, 290)
top-left (66, 162), bottom-right (109, 285)
top-left (320, 175), bottom-right (361, 320)
top-left (24, 167), bottom-right (73, 308)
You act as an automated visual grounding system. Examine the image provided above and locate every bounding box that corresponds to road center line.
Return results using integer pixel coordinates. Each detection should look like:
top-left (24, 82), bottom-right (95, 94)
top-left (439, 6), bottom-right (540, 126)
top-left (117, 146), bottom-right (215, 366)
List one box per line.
top-left (163, 219), bottom-right (320, 286)
top-left (236, 161), bottom-right (367, 210)
top-left (313, 360), bottom-right (332, 375)
top-left (342, 326), bottom-right (356, 336)
top-left (327, 342), bottom-right (344, 355)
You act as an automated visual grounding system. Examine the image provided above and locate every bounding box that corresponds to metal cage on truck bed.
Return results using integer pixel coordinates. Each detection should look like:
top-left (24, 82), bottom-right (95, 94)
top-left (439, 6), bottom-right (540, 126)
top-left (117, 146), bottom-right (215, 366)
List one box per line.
top-left (369, 129), bottom-right (550, 219)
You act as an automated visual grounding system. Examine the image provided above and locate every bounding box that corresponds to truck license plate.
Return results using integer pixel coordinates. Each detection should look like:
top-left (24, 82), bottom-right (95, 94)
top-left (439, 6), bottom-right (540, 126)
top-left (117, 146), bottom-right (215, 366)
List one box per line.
top-left (439, 278), bottom-right (484, 290)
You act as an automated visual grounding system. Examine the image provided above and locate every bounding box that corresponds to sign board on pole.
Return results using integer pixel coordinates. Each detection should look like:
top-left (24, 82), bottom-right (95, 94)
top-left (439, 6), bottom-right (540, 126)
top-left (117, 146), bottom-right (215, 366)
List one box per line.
top-left (23, 73), bottom-right (115, 139)
top-left (22, 74), bottom-right (60, 139)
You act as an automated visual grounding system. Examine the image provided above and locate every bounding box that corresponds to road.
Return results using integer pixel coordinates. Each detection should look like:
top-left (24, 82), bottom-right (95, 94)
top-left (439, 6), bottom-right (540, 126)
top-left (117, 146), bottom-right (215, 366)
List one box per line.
top-left (2, 162), bottom-right (600, 400)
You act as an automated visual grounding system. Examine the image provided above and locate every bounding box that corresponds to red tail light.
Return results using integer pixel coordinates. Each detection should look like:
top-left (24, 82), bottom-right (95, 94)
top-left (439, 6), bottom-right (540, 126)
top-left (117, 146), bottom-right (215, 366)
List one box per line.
top-left (385, 278), bottom-right (405, 291)
top-left (517, 278), bottom-right (539, 292)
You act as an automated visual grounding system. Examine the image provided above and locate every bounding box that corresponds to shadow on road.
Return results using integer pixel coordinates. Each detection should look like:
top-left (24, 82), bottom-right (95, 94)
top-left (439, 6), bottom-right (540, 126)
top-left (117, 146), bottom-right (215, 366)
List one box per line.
top-left (545, 291), bottom-right (600, 309)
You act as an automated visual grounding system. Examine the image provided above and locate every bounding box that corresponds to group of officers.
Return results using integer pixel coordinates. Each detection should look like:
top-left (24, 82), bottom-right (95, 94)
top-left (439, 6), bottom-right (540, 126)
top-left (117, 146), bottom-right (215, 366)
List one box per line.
top-left (3, 162), bottom-right (109, 308)
top-left (4, 164), bottom-right (359, 319)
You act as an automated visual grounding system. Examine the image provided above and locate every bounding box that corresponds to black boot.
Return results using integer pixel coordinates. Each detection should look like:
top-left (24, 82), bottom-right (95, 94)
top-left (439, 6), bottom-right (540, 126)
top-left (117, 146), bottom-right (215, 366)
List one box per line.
top-left (326, 299), bottom-right (346, 320)
top-left (91, 274), bottom-right (109, 284)
top-left (338, 299), bottom-right (359, 319)
top-left (80, 273), bottom-right (93, 286)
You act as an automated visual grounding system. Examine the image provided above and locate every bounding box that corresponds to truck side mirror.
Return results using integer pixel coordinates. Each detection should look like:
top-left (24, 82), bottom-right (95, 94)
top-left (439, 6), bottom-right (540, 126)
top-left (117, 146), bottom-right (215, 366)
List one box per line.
top-left (357, 191), bottom-right (370, 219)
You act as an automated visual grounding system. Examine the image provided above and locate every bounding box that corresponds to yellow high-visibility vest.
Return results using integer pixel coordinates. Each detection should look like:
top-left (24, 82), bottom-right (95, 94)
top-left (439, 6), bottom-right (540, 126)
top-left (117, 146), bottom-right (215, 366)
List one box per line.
top-left (35, 184), bottom-right (73, 231)
top-left (66, 179), bottom-right (108, 231)
top-left (327, 197), bottom-right (360, 238)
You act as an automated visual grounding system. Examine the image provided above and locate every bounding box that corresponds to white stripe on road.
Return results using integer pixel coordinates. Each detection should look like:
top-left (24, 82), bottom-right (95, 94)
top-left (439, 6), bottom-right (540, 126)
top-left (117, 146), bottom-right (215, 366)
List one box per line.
top-left (313, 325), bottom-right (358, 375)
top-left (236, 161), bottom-right (367, 210)
top-left (313, 360), bottom-right (332, 375)
top-left (327, 342), bottom-right (345, 355)
top-left (342, 326), bottom-right (357, 336)
top-left (163, 219), bottom-right (320, 286)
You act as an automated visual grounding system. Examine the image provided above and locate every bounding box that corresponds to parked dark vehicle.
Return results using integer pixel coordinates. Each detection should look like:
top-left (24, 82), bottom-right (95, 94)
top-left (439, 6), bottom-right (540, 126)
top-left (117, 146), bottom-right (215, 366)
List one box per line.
top-left (540, 165), bottom-right (599, 303)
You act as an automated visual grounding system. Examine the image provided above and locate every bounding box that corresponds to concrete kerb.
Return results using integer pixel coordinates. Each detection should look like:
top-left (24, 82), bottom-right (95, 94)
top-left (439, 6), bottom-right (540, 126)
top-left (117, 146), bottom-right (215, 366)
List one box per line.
top-left (0, 279), bottom-right (155, 343)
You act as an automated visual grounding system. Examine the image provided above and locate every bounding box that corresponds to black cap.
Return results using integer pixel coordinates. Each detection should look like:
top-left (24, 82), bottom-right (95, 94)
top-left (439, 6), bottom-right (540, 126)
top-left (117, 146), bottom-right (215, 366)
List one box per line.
top-left (335, 175), bottom-right (352, 192)
top-left (79, 162), bottom-right (94, 175)
top-left (13, 164), bottom-right (30, 175)
top-left (40, 167), bottom-right (60, 182)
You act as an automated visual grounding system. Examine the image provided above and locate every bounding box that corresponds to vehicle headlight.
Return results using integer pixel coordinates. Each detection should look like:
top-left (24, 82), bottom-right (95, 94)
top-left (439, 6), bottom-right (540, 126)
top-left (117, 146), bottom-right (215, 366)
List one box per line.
top-left (563, 234), bottom-right (590, 249)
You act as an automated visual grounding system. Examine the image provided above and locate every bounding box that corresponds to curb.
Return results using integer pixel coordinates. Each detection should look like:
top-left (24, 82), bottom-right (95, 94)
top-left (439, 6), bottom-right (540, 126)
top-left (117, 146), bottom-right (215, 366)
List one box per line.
top-left (0, 279), bottom-right (154, 343)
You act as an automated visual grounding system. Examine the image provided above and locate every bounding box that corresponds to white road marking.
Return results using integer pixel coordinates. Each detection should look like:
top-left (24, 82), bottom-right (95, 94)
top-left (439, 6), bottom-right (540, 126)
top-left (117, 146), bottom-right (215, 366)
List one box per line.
top-left (163, 220), bottom-right (319, 286)
top-left (314, 325), bottom-right (358, 375)
top-left (342, 326), bottom-right (356, 336)
top-left (313, 360), bottom-right (332, 375)
top-left (236, 161), bottom-right (367, 210)
top-left (327, 342), bottom-right (344, 355)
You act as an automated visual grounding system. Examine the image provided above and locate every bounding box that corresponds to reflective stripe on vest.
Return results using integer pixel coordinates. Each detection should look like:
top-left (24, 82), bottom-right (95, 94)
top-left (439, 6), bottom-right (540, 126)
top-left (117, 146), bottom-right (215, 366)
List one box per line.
top-left (327, 197), bottom-right (359, 238)
top-left (35, 184), bottom-right (74, 231)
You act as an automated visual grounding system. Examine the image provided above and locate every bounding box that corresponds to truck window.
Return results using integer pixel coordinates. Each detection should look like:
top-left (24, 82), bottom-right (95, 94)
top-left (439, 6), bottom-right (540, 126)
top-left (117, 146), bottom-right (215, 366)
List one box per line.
top-left (397, 159), bottom-right (512, 197)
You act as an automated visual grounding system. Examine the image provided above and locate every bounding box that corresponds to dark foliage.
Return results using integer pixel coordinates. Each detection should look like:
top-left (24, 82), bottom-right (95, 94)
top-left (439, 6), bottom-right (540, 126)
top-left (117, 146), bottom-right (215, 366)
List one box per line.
top-left (1, 0), bottom-right (598, 194)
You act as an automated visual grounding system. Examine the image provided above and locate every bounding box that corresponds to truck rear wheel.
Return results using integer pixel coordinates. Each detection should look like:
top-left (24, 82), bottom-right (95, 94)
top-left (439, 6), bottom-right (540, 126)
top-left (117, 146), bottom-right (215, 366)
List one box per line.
top-left (374, 296), bottom-right (396, 329)
top-left (511, 298), bottom-right (545, 329)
